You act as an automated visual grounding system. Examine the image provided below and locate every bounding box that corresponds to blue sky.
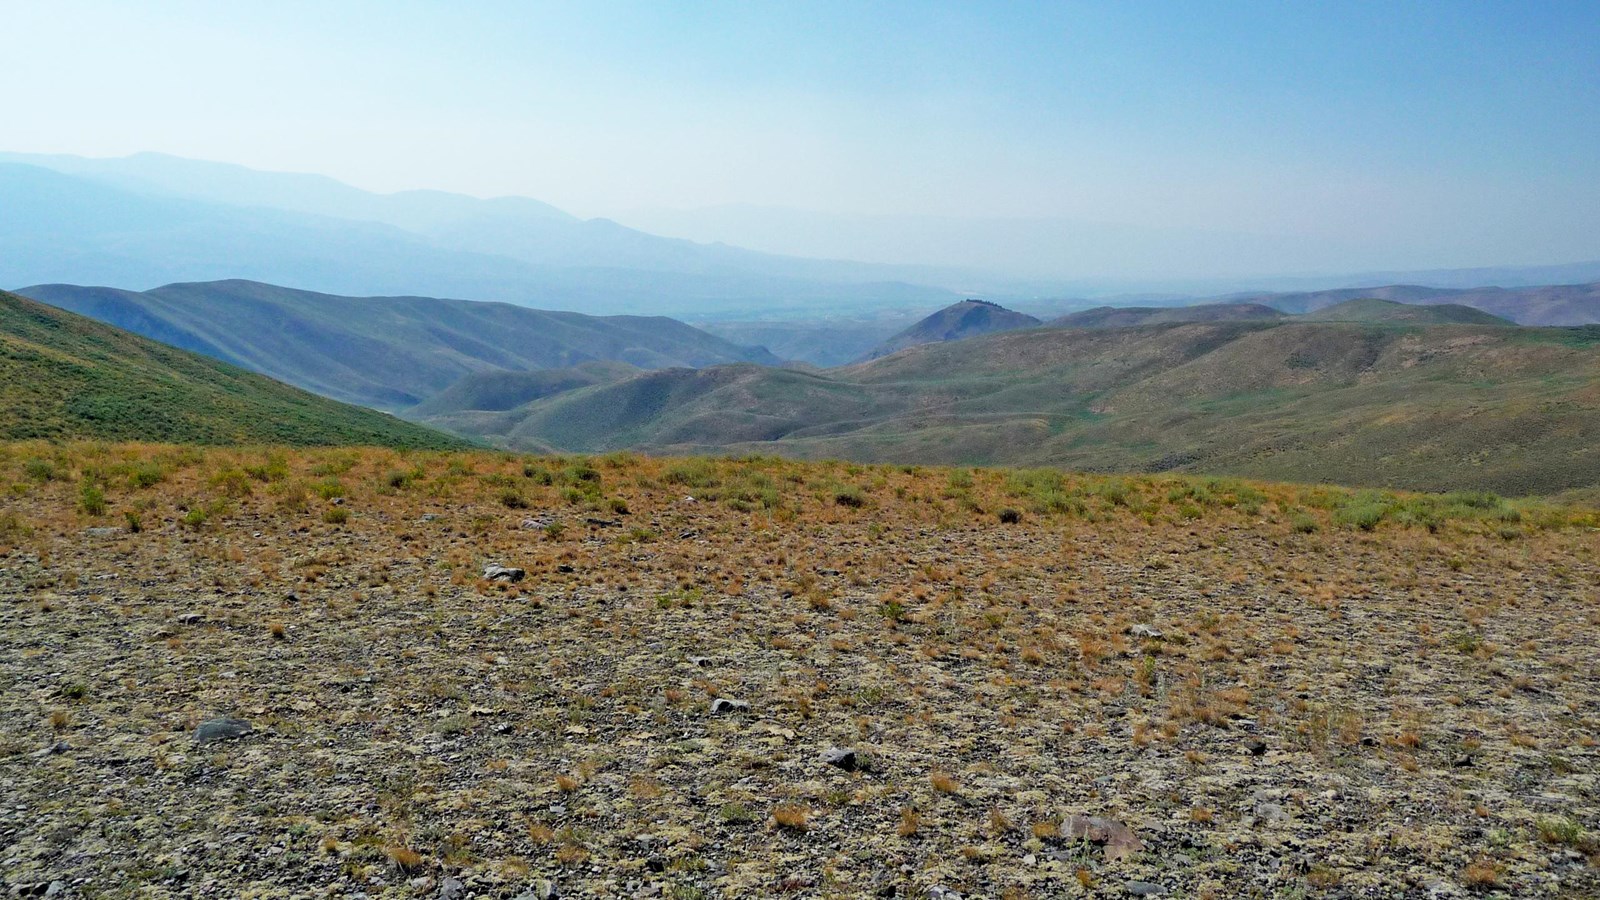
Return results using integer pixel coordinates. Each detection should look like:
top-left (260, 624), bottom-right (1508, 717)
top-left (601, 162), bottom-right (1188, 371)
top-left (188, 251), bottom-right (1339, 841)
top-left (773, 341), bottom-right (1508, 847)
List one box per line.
top-left (6, 1), bottom-right (1600, 276)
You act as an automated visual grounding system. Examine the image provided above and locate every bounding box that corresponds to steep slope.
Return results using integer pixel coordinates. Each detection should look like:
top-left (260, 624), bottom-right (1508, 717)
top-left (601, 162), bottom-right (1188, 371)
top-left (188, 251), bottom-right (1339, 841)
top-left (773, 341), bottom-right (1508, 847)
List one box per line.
top-left (410, 361), bottom-right (641, 417)
top-left (0, 290), bottom-right (465, 448)
top-left (448, 320), bottom-right (1600, 494)
top-left (1051, 302), bottom-right (1285, 329)
top-left (20, 280), bottom-right (780, 410)
top-left (861, 300), bottom-right (1040, 361)
top-left (1303, 298), bottom-right (1513, 325)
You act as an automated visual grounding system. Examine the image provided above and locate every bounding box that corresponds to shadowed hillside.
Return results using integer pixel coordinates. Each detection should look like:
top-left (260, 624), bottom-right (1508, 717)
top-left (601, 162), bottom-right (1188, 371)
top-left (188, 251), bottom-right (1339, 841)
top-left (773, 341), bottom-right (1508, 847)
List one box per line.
top-left (20, 280), bottom-right (779, 410)
top-left (422, 319), bottom-right (1600, 494)
top-left (0, 290), bottom-right (465, 448)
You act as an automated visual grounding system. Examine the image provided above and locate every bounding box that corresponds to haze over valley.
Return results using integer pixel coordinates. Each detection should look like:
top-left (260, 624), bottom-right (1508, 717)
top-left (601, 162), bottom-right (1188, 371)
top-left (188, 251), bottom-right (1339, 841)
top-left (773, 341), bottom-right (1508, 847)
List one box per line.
top-left (4, 4), bottom-right (1600, 898)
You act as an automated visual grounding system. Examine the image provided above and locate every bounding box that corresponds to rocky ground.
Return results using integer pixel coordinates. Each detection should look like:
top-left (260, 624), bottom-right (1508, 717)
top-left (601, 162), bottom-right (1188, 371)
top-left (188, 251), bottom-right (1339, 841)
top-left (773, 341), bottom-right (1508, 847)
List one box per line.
top-left (0, 444), bottom-right (1596, 899)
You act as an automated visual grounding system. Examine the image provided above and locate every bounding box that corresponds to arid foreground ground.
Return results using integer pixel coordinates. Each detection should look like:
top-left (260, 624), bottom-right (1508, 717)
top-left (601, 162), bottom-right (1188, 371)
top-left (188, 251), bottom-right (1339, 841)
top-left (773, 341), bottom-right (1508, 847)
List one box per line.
top-left (1, 444), bottom-right (1597, 899)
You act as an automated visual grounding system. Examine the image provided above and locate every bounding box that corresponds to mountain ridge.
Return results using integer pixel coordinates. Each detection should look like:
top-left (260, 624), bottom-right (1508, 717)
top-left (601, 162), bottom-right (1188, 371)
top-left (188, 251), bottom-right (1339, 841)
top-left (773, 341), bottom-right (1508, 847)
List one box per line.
top-left (19, 280), bottom-right (782, 410)
top-left (0, 289), bottom-right (464, 448)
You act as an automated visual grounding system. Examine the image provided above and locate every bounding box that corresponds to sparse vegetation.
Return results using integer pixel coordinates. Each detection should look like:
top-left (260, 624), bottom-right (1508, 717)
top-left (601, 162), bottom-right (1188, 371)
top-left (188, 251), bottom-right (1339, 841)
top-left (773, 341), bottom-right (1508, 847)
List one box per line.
top-left (1, 442), bottom-right (1596, 897)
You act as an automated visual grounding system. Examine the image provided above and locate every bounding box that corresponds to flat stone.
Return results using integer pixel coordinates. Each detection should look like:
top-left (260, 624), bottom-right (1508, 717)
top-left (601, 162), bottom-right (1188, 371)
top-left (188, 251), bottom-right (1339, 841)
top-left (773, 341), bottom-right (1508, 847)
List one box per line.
top-left (193, 716), bottom-right (253, 745)
top-left (1127, 624), bottom-right (1164, 639)
top-left (1126, 882), bottom-right (1167, 896)
top-left (483, 565), bottom-right (526, 582)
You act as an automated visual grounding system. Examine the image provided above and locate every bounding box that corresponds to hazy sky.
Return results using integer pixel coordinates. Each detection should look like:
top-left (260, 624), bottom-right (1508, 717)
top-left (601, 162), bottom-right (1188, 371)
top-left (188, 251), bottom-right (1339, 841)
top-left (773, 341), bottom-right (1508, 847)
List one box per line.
top-left (7, 1), bottom-right (1600, 276)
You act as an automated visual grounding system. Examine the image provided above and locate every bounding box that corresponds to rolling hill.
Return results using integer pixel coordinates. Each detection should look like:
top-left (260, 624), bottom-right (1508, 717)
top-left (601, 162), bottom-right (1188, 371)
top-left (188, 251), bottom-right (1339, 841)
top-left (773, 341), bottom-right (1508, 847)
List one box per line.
top-left (1302, 298), bottom-right (1513, 325)
top-left (420, 318), bottom-right (1600, 495)
top-left (0, 289), bottom-right (464, 448)
top-left (19, 280), bottom-right (780, 410)
top-left (1229, 281), bottom-right (1600, 325)
top-left (860, 299), bottom-right (1041, 360)
top-left (1050, 302), bottom-right (1285, 329)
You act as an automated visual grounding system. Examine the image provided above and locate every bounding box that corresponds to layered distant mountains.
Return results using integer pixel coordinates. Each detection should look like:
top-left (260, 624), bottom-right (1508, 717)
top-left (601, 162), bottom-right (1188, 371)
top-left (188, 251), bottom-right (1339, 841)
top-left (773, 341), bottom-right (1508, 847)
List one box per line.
top-left (0, 153), bottom-right (959, 317)
top-left (0, 289), bottom-right (461, 448)
top-left (19, 280), bottom-right (779, 410)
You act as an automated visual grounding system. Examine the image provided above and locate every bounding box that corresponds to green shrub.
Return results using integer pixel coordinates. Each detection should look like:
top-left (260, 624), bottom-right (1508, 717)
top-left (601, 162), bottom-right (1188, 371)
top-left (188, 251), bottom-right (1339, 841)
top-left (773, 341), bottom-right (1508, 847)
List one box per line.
top-left (1289, 512), bottom-right (1319, 533)
top-left (23, 458), bottom-right (58, 482)
top-left (1335, 503), bottom-right (1385, 531)
top-left (833, 486), bottom-right (866, 508)
top-left (78, 480), bottom-right (107, 516)
top-left (323, 507), bottom-right (350, 525)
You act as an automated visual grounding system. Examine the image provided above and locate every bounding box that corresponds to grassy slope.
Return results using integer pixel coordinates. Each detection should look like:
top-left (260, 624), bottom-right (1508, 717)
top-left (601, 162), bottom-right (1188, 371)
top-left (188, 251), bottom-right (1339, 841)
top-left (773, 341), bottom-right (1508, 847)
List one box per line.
top-left (1049, 302), bottom-right (1286, 329)
top-left (1242, 281), bottom-right (1600, 324)
top-left (861, 300), bottom-right (1041, 361)
top-left (1303, 298), bottom-right (1513, 325)
top-left (0, 289), bottom-right (467, 448)
top-left (19, 280), bottom-right (780, 410)
top-left (448, 320), bottom-right (1600, 494)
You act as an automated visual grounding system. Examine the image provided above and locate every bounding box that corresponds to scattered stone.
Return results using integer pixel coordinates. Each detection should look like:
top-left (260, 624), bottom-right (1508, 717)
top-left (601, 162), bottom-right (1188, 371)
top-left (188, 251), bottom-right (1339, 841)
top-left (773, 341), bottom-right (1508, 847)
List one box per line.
top-left (927, 887), bottom-right (963, 900)
top-left (1065, 814), bottom-right (1143, 862)
top-left (83, 526), bottom-right (123, 538)
top-left (585, 517), bottom-right (620, 527)
top-left (511, 880), bottom-right (559, 900)
top-left (687, 656), bottom-right (714, 667)
top-left (177, 613), bottom-right (205, 625)
top-left (437, 876), bottom-right (465, 900)
top-left (709, 698), bottom-right (749, 715)
top-left (1127, 623), bottom-right (1163, 639)
top-left (820, 746), bottom-right (858, 771)
top-left (1125, 882), bottom-right (1167, 896)
top-left (31, 741), bottom-right (69, 758)
top-left (483, 565), bottom-right (526, 582)
top-left (193, 716), bottom-right (253, 745)
top-left (1246, 738), bottom-right (1268, 756)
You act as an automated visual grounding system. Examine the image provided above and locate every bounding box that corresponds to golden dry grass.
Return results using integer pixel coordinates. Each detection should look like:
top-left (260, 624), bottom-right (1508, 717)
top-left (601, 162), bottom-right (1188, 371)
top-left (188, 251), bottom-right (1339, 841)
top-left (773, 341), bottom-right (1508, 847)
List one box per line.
top-left (0, 442), bottom-right (1596, 896)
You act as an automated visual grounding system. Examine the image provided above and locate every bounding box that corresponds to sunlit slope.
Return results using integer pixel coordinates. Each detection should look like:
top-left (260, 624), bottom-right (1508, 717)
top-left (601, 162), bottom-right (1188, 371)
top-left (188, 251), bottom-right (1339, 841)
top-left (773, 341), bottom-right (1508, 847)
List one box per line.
top-left (0, 289), bottom-right (467, 448)
top-left (439, 320), bottom-right (1600, 494)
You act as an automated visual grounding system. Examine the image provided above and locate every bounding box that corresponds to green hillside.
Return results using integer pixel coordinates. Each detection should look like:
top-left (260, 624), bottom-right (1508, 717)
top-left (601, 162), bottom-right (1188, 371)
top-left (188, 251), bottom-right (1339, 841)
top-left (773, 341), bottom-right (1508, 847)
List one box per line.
top-left (426, 319), bottom-right (1600, 495)
top-left (1050, 302), bottom-right (1285, 329)
top-left (860, 299), bottom-right (1040, 360)
top-left (19, 280), bottom-right (780, 410)
top-left (1303, 297), bottom-right (1514, 325)
top-left (0, 289), bottom-right (467, 448)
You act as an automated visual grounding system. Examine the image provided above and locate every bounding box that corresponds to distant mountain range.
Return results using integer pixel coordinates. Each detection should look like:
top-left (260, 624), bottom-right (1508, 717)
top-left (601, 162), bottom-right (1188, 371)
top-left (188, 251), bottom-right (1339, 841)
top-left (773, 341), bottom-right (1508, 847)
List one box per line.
top-left (0, 289), bottom-right (461, 448)
top-left (18, 280), bottom-right (779, 410)
top-left (0, 154), bottom-right (959, 317)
